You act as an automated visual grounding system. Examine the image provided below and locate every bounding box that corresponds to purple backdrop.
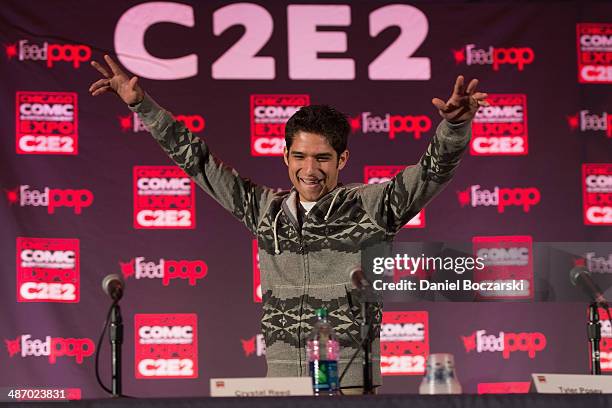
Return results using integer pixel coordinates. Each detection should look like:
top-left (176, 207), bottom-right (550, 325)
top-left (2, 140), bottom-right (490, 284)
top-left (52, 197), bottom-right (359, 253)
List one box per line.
top-left (1, 0), bottom-right (611, 399)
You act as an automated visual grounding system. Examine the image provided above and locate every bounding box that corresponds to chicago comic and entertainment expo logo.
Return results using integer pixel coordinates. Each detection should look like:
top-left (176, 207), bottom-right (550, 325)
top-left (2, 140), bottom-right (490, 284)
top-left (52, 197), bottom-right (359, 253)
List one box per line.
top-left (582, 163), bottom-right (612, 225)
top-left (598, 308), bottom-right (612, 372)
top-left (472, 236), bottom-right (533, 300)
top-left (250, 94), bottom-right (309, 156)
top-left (135, 314), bottom-right (198, 379)
top-left (364, 166), bottom-right (425, 228)
top-left (133, 166), bottom-right (195, 229)
top-left (16, 237), bottom-right (79, 303)
top-left (16, 92), bottom-right (78, 155)
top-left (576, 23), bottom-right (612, 84)
top-left (471, 94), bottom-right (528, 156)
top-left (380, 311), bottom-right (429, 376)
top-left (252, 240), bottom-right (262, 302)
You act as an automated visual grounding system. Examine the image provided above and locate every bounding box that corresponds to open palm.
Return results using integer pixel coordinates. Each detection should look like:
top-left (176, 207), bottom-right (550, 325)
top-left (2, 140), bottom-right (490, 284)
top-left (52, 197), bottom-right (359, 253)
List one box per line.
top-left (88, 54), bottom-right (144, 105)
top-left (432, 75), bottom-right (488, 124)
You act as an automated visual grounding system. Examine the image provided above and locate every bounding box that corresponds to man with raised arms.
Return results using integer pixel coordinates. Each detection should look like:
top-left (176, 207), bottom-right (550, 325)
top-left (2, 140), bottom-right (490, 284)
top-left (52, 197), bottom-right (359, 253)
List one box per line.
top-left (89, 55), bottom-right (487, 393)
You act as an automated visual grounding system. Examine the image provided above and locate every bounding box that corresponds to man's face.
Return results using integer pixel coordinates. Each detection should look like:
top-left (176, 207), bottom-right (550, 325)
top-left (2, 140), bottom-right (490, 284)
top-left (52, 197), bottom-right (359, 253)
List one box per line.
top-left (284, 131), bottom-right (349, 202)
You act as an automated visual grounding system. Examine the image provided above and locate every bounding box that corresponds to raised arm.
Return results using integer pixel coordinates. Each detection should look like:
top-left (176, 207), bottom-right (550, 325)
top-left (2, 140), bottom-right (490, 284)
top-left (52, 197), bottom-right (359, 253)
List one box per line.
top-left (361, 75), bottom-right (488, 233)
top-left (88, 55), bottom-right (275, 234)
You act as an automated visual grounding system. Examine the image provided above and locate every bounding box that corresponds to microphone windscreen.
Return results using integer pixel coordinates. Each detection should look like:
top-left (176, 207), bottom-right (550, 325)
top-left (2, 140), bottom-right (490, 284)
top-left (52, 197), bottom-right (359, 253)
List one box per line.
top-left (102, 274), bottom-right (124, 297)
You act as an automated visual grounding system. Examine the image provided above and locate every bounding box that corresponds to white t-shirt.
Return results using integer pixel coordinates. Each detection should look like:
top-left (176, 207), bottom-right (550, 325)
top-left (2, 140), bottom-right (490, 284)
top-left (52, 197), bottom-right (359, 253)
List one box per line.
top-left (300, 201), bottom-right (316, 214)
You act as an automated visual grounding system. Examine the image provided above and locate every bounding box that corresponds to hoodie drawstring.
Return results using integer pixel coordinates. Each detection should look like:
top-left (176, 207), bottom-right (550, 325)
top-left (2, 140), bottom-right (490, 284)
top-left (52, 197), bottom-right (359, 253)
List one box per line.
top-left (273, 209), bottom-right (282, 255)
top-left (273, 187), bottom-right (356, 255)
top-left (324, 188), bottom-right (342, 221)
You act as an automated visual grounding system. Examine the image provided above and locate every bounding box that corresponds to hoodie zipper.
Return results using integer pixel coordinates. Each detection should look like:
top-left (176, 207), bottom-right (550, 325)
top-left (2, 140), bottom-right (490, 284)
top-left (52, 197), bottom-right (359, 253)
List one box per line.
top-left (279, 187), bottom-right (341, 376)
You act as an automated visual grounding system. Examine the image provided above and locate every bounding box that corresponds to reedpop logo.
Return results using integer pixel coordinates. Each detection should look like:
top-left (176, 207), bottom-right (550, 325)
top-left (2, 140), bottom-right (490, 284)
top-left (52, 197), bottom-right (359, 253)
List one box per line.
top-left (118, 113), bottom-right (205, 133)
top-left (240, 334), bottom-right (266, 357)
top-left (567, 110), bottom-right (611, 138)
top-left (4, 185), bottom-right (93, 214)
top-left (5, 335), bottom-right (94, 364)
top-left (457, 185), bottom-right (541, 213)
top-left (453, 44), bottom-right (534, 71)
top-left (120, 257), bottom-right (207, 286)
top-left (349, 112), bottom-right (432, 140)
top-left (461, 330), bottom-right (546, 359)
top-left (4, 40), bottom-right (91, 68)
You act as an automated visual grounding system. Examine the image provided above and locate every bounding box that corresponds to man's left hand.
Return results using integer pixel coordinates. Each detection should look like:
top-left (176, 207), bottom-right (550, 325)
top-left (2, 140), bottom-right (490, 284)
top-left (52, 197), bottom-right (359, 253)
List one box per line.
top-left (432, 75), bottom-right (489, 124)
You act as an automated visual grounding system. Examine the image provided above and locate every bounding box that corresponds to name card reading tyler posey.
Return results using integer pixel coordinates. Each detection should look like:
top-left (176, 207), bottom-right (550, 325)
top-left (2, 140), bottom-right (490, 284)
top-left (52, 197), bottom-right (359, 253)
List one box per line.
top-left (370, 254), bottom-right (528, 293)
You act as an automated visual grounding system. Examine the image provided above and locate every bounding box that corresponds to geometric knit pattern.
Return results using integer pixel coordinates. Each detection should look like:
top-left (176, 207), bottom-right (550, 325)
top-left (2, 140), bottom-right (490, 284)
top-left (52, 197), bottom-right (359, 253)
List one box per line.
top-left (131, 93), bottom-right (471, 387)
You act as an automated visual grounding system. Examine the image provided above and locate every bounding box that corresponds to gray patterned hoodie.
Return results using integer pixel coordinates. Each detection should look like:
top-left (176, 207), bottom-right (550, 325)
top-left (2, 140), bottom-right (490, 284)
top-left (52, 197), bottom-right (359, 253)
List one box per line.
top-left (130, 93), bottom-right (471, 388)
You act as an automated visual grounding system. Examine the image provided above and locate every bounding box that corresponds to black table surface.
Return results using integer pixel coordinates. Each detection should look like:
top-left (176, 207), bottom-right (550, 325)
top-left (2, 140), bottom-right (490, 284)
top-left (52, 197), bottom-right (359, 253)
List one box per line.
top-left (3, 393), bottom-right (612, 408)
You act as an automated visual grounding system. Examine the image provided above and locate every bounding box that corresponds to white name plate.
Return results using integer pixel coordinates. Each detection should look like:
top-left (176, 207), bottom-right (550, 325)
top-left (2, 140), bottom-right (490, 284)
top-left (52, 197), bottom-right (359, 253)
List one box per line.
top-left (210, 377), bottom-right (313, 397)
top-left (532, 373), bottom-right (612, 394)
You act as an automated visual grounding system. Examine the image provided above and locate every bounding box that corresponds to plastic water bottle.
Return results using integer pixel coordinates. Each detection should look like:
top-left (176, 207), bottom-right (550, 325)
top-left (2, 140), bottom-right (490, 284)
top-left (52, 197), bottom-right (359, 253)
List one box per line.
top-left (306, 308), bottom-right (340, 396)
top-left (419, 353), bottom-right (462, 395)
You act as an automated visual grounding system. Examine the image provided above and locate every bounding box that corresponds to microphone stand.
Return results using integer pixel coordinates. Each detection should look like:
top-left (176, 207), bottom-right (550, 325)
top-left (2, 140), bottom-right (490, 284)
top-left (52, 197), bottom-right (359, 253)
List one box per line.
top-left (360, 300), bottom-right (374, 394)
top-left (587, 302), bottom-right (601, 375)
top-left (347, 269), bottom-right (377, 394)
top-left (109, 301), bottom-right (124, 396)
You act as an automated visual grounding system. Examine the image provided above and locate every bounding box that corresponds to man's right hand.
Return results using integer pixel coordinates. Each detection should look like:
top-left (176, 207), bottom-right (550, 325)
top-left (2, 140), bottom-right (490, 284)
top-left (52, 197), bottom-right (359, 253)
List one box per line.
top-left (89, 54), bottom-right (144, 105)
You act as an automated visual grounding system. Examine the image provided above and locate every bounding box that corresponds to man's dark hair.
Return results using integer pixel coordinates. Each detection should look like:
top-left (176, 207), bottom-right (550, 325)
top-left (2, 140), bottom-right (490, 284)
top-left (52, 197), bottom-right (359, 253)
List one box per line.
top-left (284, 105), bottom-right (350, 157)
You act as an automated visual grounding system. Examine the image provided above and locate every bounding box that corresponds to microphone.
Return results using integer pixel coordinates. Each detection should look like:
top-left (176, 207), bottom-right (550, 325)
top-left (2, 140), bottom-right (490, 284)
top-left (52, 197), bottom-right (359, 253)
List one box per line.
top-left (102, 274), bottom-right (125, 301)
top-left (570, 266), bottom-right (607, 306)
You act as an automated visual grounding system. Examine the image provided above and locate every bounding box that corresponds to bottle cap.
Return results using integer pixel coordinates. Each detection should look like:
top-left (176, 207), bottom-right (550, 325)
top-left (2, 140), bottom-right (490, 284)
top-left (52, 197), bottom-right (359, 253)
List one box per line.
top-left (315, 308), bottom-right (328, 319)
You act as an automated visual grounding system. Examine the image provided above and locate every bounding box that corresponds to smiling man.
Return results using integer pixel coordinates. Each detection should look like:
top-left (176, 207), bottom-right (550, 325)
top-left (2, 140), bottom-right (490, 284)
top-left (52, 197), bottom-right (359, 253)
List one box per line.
top-left (89, 54), bottom-right (487, 394)
top-left (286, 127), bottom-right (347, 202)
top-left (283, 105), bottom-right (350, 224)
